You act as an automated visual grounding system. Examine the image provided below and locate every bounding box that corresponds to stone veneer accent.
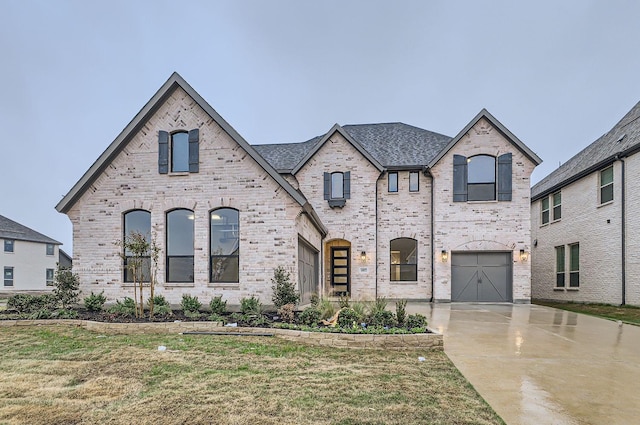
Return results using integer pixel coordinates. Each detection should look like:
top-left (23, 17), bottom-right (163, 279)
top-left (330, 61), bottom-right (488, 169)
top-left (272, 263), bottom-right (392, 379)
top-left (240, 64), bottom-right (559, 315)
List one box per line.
top-left (0, 320), bottom-right (443, 351)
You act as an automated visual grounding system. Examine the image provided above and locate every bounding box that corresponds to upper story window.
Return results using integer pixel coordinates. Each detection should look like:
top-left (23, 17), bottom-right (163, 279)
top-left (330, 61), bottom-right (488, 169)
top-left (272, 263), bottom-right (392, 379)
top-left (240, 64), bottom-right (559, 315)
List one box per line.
top-left (123, 210), bottom-right (151, 283)
top-left (324, 171), bottom-right (351, 208)
top-left (390, 238), bottom-right (418, 281)
top-left (4, 239), bottom-right (14, 253)
top-left (541, 197), bottom-right (550, 225)
top-left (46, 243), bottom-right (55, 256)
top-left (409, 172), bottom-right (419, 192)
top-left (210, 208), bottom-right (240, 283)
top-left (453, 153), bottom-right (512, 202)
top-left (166, 209), bottom-right (194, 283)
top-left (158, 129), bottom-right (199, 174)
top-left (600, 166), bottom-right (613, 204)
top-left (388, 172), bottom-right (398, 192)
top-left (552, 191), bottom-right (562, 221)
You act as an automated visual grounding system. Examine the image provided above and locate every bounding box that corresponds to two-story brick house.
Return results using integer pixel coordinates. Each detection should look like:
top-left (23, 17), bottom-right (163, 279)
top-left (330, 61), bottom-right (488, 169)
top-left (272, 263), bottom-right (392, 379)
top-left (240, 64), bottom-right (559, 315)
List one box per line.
top-left (56, 73), bottom-right (541, 305)
top-left (531, 100), bottom-right (640, 306)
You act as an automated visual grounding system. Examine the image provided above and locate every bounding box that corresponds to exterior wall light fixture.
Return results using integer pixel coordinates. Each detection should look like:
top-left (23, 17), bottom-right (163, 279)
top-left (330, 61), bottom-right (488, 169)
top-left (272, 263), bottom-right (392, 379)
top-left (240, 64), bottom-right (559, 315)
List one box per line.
top-left (360, 251), bottom-right (367, 262)
top-left (520, 249), bottom-right (529, 262)
top-left (441, 250), bottom-right (448, 262)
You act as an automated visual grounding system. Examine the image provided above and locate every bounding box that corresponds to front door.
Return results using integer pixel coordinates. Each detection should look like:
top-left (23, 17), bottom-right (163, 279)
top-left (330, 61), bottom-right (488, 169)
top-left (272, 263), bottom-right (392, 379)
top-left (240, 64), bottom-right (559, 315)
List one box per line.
top-left (330, 247), bottom-right (350, 296)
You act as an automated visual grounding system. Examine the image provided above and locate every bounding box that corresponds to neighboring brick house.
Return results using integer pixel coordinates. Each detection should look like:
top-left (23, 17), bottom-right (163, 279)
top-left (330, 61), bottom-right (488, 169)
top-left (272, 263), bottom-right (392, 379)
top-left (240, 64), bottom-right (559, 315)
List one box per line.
top-left (56, 73), bottom-right (541, 305)
top-left (531, 101), bottom-right (640, 306)
top-left (0, 214), bottom-right (61, 291)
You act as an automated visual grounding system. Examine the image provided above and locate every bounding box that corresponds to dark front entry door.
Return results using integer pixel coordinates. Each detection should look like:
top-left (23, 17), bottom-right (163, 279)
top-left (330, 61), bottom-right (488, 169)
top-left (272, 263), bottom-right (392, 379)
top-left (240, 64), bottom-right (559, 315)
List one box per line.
top-left (451, 252), bottom-right (512, 302)
top-left (330, 247), bottom-right (350, 296)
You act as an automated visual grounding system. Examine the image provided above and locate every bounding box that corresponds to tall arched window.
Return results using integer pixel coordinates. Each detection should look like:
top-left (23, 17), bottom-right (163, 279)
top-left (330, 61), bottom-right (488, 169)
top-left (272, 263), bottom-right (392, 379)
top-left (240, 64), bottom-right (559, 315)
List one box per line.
top-left (210, 208), bottom-right (239, 282)
top-left (390, 238), bottom-right (417, 281)
top-left (467, 155), bottom-right (496, 201)
top-left (166, 209), bottom-right (194, 282)
top-left (123, 210), bottom-right (151, 282)
top-left (171, 131), bottom-right (189, 172)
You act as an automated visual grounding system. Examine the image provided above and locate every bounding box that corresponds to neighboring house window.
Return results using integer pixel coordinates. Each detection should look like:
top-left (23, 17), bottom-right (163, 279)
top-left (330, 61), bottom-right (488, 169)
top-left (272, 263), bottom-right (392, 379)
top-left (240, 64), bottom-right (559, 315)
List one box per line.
top-left (158, 129), bottom-right (199, 174)
top-left (390, 238), bottom-right (417, 281)
top-left (388, 172), bottom-right (398, 192)
top-left (46, 268), bottom-right (54, 286)
top-left (409, 171), bottom-right (419, 192)
top-left (123, 210), bottom-right (151, 283)
top-left (569, 243), bottom-right (580, 288)
top-left (166, 209), bottom-right (194, 283)
top-left (210, 208), bottom-right (239, 283)
top-left (453, 153), bottom-right (512, 202)
top-left (552, 192), bottom-right (562, 221)
top-left (3, 267), bottom-right (13, 286)
top-left (4, 239), bottom-right (14, 252)
top-left (555, 246), bottom-right (565, 288)
top-left (46, 243), bottom-right (54, 256)
top-left (541, 197), bottom-right (550, 225)
top-left (323, 171), bottom-right (351, 207)
top-left (600, 166), bottom-right (613, 204)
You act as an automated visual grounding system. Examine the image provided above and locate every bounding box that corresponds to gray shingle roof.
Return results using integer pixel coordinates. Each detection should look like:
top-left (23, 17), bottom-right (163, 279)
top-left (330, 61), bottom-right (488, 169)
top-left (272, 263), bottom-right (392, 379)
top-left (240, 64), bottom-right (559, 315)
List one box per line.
top-left (0, 215), bottom-right (61, 245)
top-left (532, 100), bottom-right (640, 200)
top-left (253, 123), bottom-right (452, 172)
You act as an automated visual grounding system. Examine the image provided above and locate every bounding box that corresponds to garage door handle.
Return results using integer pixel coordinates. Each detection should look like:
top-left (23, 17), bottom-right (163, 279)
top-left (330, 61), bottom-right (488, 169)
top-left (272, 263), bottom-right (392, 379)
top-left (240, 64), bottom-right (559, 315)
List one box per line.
top-left (478, 278), bottom-right (482, 284)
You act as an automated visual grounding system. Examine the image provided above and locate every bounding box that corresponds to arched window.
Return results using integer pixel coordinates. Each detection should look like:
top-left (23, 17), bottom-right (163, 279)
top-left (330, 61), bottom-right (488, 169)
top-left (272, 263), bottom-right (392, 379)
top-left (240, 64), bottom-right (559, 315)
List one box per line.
top-left (467, 155), bottom-right (496, 201)
top-left (166, 209), bottom-right (194, 282)
top-left (123, 210), bottom-right (151, 282)
top-left (171, 131), bottom-right (189, 172)
top-left (210, 208), bottom-right (239, 282)
top-left (390, 238), bottom-right (417, 281)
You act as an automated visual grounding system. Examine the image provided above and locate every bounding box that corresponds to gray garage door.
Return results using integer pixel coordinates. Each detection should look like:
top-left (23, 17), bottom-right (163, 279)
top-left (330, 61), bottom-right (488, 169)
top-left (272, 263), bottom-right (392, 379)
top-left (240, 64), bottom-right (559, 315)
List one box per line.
top-left (298, 238), bottom-right (319, 305)
top-left (451, 252), bottom-right (512, 302)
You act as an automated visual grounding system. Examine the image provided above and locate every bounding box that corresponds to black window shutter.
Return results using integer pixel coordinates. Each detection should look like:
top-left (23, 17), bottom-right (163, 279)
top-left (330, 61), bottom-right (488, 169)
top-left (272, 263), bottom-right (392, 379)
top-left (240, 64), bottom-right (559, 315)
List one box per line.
top-left (323, 172), bottom-right (331, 200)
top-left (453, 154), bottom-right (467, 202)
top-left (188, 129), bottom-right (199, 173)
top-left (497, 153), bottom-right (512, 201)
top-left (158, 130), bottom-right (169, 174)
top-left (344, 171), bottom-right (351, 199)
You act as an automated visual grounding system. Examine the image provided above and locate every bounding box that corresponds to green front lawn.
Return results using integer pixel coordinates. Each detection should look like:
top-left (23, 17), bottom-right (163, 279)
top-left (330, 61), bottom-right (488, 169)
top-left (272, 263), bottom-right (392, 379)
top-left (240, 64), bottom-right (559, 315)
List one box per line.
top-left (0, 326), bottom-right (504, 425)
top-left (534, 300), bottom-right (640, 325)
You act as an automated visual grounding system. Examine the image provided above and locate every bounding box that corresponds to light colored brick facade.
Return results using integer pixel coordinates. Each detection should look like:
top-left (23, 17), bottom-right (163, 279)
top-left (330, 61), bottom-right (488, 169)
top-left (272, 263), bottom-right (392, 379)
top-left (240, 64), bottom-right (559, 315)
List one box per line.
top-left (58, 74), bottom-right (540, 305)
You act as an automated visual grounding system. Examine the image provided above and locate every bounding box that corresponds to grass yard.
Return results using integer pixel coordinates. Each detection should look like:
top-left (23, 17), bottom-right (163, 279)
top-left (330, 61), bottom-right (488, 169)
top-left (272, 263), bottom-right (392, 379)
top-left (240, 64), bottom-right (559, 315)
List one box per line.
top-left (535, 300), bottom-right (640, 325)
top-left (0, 325), bottom-right (504, 425)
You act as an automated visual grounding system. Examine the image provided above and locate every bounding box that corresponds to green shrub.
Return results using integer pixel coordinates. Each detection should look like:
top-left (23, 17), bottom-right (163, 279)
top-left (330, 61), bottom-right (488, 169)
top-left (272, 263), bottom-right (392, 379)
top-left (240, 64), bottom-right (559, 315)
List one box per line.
top-left (181, 294), bottom-right (202, 313)
top-left (108, 297), bottom-right (136, 316)
top-left (209, 295), bottom-right (227, 314)
top-left (318, 298), bottom-right (336, 320)
top-left (184, 310), bottom-right (203, 319)
top-left (7, 294), bottom-right (57, 313)
top-left (29, 309), bottom-right (52, 320)
top-left (395, 299), bottom-right (407, 326)
top-left (370, 297), bottom-right (388, 315)
top-left (55, 309), bottom-right (79, 319)
top-left (53, 266), bottom-right (80, 309)
top-left (208, 313), bottom-right (225, 323)
top-left (338, 294), bottom-right (350, 309)
top-left (151, 294), bottom-right (170, 307)
top-left (350, 301), bottom-right (367, 321)
top-left (271, 266), bottom-right (299, 308)
top-left (406, 313), bottom-right (428, 329)
top-left (84, 291), bottom-right (107, 312)
top-left (299, 307), bottom-right (321, 326)
top-left (368, 310), bottom-right (396, 328)
top-left (229, 312), bottom-right (244, 323)
top-left (240, 295), bottom-right (262, 315)
top-left (337, 308), bottom-right (360, 328)
top-left (310, 293), bottom-right (320, 307)
top-left (153, 304), bottom-right (173, 316)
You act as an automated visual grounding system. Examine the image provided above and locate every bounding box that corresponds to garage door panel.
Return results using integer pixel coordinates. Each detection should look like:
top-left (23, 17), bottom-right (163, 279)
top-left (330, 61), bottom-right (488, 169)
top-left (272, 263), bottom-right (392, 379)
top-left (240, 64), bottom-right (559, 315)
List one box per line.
top-left (452, 252), bottom-right (512, 302)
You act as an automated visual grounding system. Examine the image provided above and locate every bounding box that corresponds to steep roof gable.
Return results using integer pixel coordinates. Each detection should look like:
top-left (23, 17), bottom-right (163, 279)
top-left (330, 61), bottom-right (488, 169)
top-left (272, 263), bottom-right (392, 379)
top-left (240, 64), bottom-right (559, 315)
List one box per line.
top-left (55, 73), bottom-right (326, 235)
top-left (0, 214), bottom-right (61, 245)
top-left (531, 100), bottom-right (640, 201)
top-left (290, 124), bottom-right (385, 175)
top-left (427, 108), bottom-right (542, 168)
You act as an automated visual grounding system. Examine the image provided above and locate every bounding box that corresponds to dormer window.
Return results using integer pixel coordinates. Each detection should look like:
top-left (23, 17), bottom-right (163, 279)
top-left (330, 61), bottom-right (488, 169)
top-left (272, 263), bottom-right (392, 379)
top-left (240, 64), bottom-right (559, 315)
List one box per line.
top-left (324, 171), bottom-right (351, 208)
top-left (453, 153), bottom-right (512, 202)
top-left (158, 129), bottom-right (200, 174)
top-left (171, 132), bottom-right (189, 172)
top-left (467, 155), bottom-right (496, 201)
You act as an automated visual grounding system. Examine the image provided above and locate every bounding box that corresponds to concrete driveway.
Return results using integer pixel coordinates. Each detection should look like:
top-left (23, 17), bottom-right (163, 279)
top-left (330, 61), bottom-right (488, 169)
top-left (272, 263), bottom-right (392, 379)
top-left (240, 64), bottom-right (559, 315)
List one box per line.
top-left (406, 303), bottom-right (640, 425)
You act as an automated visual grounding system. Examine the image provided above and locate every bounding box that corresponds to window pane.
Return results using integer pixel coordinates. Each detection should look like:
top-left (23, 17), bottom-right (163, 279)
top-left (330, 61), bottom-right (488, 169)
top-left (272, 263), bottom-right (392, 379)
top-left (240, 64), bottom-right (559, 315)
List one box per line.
top-left (388, 172), bottom-right (398, 192)
top-left (167, 210), bottom-right (194, 256)
top-left (124, 257), bottom-right (151, 282)
top-left (468, 155), bottom-right (496, 183)
top-left (409, 172), bottom-right (419, 192)
top-left (601, 184), bottom-right (613, 204)
top-left (553, 192), bottom-right (561, 207)
top-left (46, 244), bottom-right (54, 255)
top-left (331, 173), bottom-right (343, 199)
top-left (556, 272), bottom-right (565, 287)
top-left (541, 198), bottom-right (549, 210)
top-left (4, 268), bottom-right (12, 279)
top-left (390, 238), bottom-right (417, 281)
top-left (553, 205), bottom-right (561, 221)
top-left (555, 246), bottom-right (565, 270)
top-left (468, 183), bottom-right (496, 201)
top-left (542, 210), bottom-right (549, 224)
top-left (211, 255), bottom-right (239, 282)
top-left (210, 209), bottom-right (239, 255)
top-left (4, 240), bottom-right (14, 252)
top-left (570, 244), bottom-right (579, 271)
top-left (600, 166), bottom-right (613, 186)
top-left (569, 272), bottom-right (580, 287)
top-left (167, 256), bottom-right (194, 282)
top-left (171, 132), bottom-right (189, 172)
top-left (391, 264), bottom-right (417, 281)
top-left (124, 210), bottom-right (151, 257)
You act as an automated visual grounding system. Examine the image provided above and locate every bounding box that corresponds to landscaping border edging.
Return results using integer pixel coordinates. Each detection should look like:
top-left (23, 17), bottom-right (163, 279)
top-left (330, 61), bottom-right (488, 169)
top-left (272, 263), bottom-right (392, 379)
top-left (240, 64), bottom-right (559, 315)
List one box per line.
top-left (0, 319), bottom-right (443, 351)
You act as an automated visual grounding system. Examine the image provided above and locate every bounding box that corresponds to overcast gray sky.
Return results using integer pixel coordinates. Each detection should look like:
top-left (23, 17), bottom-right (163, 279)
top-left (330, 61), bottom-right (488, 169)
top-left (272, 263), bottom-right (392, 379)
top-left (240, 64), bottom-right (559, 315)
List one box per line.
top-left (2, 0), bottom-right (640, 253)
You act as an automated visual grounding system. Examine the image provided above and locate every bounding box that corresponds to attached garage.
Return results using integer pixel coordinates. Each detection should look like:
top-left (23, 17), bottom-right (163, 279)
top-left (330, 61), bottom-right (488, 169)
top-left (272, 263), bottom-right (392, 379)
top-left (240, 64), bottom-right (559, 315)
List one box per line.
top-left (451, 252), bottom-right (513, 302)
top-left (298, 238), bottom-right (319, 304)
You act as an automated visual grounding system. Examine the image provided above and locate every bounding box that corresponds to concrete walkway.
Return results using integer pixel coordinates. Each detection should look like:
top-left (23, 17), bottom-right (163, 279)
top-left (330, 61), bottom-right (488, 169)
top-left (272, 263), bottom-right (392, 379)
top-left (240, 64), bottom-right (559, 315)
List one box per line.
top-left (406, 303), bottom-right (640, 425)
